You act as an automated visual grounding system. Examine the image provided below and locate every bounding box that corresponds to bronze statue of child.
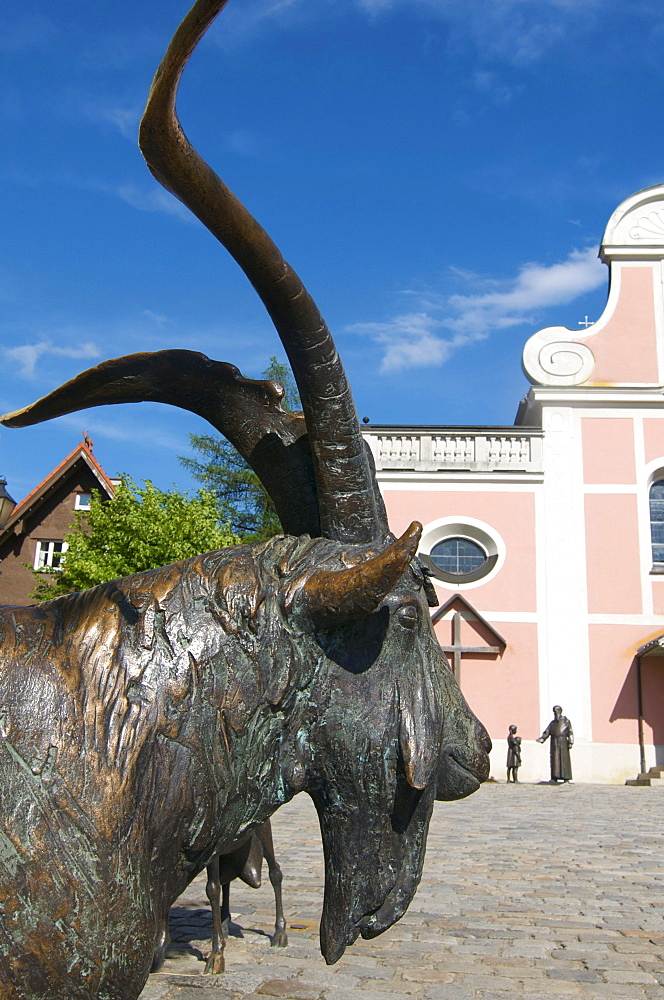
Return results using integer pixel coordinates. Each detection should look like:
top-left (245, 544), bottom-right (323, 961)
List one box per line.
top-left (506, 724), bottom-right (522, 782)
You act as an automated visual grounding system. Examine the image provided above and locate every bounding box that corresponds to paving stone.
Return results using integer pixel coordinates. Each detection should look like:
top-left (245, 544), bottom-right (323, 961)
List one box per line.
top-left (546, 968), bottom-right (602, 982)
top-left (334, 964), bottom-right (394, 980)
top-left (333, 953), bottom-right (379, 967)
top-left (598, 989), bottom-right (651, 1000)
top-left (448, 941), bottom-right (505, 955)
top-left (502, 945), bottom-right (551, 959)
top-left (551, 948), bottom-right (608, 961)
top-left (578, 931), bottom-right (622, 942)
top-left (385, 941), bottom-right (447, 955)
top-left (399, 969), bottom-right (455, 983)
top-left (424, 987), bottom-right (475, 1000)
top-left (603, 971), bottom-right (660, 985)
top-left (254, 979), bottom-right (322, 999)
top-left (138, 982), bottom-right (178, 1000)
top-left (483, 961), bottom-right (547, 979)
top-left (320, 991), bottom-right (405, 1000)
top-left (156, 987), bottom-right (240, 999)
top-left (357, 983), bottom-right (426, 996)
top-left (147, 974), bottom-right (236, 991)
top-left (474, 928), bottom-right (530, 940)
top-left (215, 973), bottom-right (269, 992)
top-left (491, 995), bottom-right (578, 1000)
top-left (288, 971), bottom-right (360, 990)
top-left (425, 959), bottom-right (486, 975)
top-left (565, 942), bottom-right (613, 954)
top-left (613, 941), bottom-right (660, 954)
top-left (584, 957), bottom-right (646, 971)
top-left (460, 973), bottom-right (529, 990)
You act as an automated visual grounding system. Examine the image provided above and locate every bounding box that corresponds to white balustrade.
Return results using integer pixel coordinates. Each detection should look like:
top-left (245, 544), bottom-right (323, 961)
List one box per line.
top-left (363, 427), bottom-right (543, 475)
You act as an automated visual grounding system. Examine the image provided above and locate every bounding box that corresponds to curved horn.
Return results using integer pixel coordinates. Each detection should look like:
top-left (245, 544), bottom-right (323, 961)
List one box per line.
top-left (297, 522), bottom-right (422, 627)
top-left (138, 0), bottom-right (385, 543)
top-left (0, 350), bottom-right (320, 538)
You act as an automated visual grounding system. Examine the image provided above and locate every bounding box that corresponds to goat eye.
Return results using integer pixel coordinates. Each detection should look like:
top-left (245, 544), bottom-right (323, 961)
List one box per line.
top-left (397, 605), bottom-right (419, 630)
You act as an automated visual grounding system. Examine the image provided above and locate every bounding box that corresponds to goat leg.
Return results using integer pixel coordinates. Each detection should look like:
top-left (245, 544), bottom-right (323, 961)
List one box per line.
top-left (204, 856), bottom-right (225, 974)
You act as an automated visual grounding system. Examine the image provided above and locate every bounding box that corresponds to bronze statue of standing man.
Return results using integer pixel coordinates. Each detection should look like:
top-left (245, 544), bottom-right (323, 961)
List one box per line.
top-left (537, 705), bottom-right (573, 782)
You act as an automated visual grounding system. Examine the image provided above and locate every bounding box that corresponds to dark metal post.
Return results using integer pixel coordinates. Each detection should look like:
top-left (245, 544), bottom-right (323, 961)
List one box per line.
top-left (636, 655), bottom-right (647, 776)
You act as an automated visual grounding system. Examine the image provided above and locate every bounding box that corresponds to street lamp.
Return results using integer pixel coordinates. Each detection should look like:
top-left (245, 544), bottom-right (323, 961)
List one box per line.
top-left (0, 478), bottom-right (16, 529)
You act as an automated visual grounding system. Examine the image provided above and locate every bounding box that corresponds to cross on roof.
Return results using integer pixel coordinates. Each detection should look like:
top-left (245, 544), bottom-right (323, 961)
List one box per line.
top-left (577, 315), bottom-right (594, 328)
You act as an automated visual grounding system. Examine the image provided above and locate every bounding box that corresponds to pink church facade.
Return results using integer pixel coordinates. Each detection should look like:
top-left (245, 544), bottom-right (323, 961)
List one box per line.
top-left (364, 185), bottom-right (664, 783)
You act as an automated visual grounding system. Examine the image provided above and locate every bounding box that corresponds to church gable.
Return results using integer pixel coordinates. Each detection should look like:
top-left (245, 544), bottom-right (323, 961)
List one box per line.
top-left (522, 184), bottom-right (664, 389)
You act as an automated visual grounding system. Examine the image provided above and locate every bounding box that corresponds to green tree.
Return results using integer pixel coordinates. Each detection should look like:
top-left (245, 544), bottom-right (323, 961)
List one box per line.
top-left (179, 356), bottom-right (301, 543)
top-left (31, 477), bottom-right (238, 601)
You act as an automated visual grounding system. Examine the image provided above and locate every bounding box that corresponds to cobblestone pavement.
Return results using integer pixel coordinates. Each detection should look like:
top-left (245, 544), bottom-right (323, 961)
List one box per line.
top-left (140, 782), bottom-right (664, 1000)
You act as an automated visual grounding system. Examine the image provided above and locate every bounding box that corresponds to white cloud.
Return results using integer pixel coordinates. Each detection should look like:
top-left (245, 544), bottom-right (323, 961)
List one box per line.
top-left (210, 0), bottom-right (304, 44)
top-left (57, 412), bottom-right (189, 454)
top-left (348, 246), bottom-right (606, 373)
top-left (91, 103), bottom-right (142, 140)
top-left (348, 312), bottom-right (472, 374)
top-left (8, 172), bottom-right (195, 224)
top-left (5, 341), bottom-right (100, 380)
top-left (357, 0), bottom-right (394, 12)
top-left (142, 309), bottom-right (169, 327)
top-left (472, 70), bottom-right (519, 106)
top-left (446, 246), bottom-right (605, 333)
top-left (202, 0), bottom-right (629, 68)
top-left (355, 0), bottom-right (604, 64)
top-left (113, 183), bottom-right (194, 222)
top-left (225, 129), bottom-right (264, 158)
top-left (185, 0), bottom-right (661, 71)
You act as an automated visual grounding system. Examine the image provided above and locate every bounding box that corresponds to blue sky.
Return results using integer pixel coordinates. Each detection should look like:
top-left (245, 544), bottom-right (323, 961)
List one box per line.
top-left (2, 0), bottom-right (664, 502)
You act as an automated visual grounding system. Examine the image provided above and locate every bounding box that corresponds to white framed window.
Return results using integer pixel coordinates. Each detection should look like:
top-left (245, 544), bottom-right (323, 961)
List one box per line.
top-left (75, 493), bottom-right (92, 511)
top-left (419, 516), bottom-right (505, 589)
top-left (34, 540), bottom-right (68, 571)
top-left (650, 479), bottom-right (664, 568)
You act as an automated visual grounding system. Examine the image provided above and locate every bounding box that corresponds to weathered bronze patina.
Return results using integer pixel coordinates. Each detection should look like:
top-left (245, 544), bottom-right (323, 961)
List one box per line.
top-left (0, 2), bottom-right (491, 998)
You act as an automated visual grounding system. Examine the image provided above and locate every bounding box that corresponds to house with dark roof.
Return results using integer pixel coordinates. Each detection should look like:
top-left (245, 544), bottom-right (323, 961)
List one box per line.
top-left (0, 441), bottom-right (116, 605)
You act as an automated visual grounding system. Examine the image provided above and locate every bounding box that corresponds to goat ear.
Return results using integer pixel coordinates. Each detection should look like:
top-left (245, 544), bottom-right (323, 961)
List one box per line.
top-left (295, 523), bottom-right (422, 628)
top-left (398, 669), bottom-right (441, 790)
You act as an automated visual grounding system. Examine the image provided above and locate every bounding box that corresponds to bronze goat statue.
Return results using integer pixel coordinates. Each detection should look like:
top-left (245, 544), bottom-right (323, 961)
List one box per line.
top-left (153, 819), bottom-right (287, 974)
top-left (0, 1), bottom-right (491, 997)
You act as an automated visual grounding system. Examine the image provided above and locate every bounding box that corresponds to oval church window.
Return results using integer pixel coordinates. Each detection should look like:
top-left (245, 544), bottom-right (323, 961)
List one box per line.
top-left (429, 537), bottom-right (487, 578)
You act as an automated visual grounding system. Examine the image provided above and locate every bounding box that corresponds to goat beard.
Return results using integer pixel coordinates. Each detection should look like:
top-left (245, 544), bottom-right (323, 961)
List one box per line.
top-left (310, 776), bottom-right (435, 964)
